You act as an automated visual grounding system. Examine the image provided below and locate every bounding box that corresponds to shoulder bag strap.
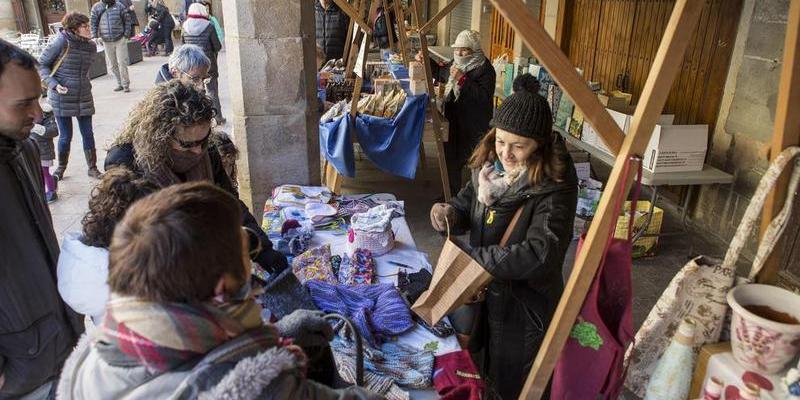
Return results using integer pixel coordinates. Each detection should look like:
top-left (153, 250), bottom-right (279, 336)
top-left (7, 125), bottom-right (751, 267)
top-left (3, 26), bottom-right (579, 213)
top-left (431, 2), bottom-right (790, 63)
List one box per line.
top-left (721, 146), bottom-right (800, 277)
top-left (49, 33), bottom-right (71, 78)
top-left (499, 205), bottom-right (526, 247)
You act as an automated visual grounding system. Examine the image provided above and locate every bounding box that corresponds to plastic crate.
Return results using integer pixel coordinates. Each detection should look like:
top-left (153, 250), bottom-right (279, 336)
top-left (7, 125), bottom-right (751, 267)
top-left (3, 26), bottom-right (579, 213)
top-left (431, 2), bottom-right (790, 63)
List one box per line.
top-left (615, 200), bottom-right (663, 258)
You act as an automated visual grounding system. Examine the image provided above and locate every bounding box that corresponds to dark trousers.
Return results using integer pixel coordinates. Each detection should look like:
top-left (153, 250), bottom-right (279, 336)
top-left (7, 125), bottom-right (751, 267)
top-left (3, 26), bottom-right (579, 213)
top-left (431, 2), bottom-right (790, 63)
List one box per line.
top-left (55, 116), bottom-right (95, 153)
top-left (206, 75), bottom-right (223, 120)
top-left (163, 26), bottom-right (174, 54)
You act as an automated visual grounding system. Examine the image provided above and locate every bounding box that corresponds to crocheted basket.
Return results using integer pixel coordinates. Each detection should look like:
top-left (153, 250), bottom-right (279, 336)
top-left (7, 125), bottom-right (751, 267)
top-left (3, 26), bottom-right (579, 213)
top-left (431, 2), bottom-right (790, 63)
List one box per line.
top-left (346, 211), bottom-right (395, 256)
top-left (346, 227), bottom-right (395, 257)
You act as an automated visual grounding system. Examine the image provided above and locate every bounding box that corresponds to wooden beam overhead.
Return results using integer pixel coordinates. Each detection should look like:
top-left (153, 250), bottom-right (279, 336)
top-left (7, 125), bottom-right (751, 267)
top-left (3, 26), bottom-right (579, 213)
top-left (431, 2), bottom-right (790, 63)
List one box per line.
top-left (488, 0), bottom-right (625, 155)
top-left (757, 0), bottom-right (800, 284)
top-left (332, 0), bottom-right (373, 35)
top-left (419, 0), bottom-right (463, 34)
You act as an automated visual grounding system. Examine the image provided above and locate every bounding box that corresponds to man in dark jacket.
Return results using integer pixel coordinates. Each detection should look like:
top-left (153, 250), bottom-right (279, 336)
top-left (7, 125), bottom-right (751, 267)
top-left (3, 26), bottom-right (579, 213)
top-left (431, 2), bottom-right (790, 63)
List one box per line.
top-left (315, 0), bottom-right (350, 61)
top-left (0, 39), bottom-right (85, 400)
top-left (90, 0), bottom-right (132, 92)
top-left (118, 0), bottom-right (138, 35)
top-left (150, 0), bottom-right (174, 55)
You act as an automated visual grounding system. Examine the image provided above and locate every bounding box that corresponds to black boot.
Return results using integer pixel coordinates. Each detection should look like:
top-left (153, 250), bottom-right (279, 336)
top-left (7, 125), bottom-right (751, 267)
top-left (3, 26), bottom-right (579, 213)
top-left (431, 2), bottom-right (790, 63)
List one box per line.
top-left (84, 149), bottom-right (102, 179)
top-left (53, 151), bottom-right (69, 181)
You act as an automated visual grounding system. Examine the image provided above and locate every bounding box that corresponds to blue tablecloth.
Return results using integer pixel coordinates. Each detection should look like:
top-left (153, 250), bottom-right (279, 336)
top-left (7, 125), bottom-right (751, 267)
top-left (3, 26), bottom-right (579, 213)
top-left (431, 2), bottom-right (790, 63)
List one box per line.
top-left (320, 94), bottom-right (427, 179)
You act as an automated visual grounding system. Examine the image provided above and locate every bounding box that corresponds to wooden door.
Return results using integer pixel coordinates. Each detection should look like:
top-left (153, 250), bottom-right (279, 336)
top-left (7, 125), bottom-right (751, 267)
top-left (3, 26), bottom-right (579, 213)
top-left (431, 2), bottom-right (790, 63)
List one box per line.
top-left (490, 7), bottom-right (515, 60)
top-left (562, 0), bottom-right (742, 129)
top-left (39, 0), bottom-right (66, 27)
top-left (449, 0), bottom-right (473, 44)
top-left (11, 0), bottom-right (29, 32)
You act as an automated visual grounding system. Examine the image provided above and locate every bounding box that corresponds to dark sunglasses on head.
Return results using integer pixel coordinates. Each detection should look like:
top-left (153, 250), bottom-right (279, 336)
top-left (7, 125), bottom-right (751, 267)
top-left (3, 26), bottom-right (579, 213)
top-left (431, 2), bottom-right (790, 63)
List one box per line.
top-left (172, 130), bottom-right (212, 150)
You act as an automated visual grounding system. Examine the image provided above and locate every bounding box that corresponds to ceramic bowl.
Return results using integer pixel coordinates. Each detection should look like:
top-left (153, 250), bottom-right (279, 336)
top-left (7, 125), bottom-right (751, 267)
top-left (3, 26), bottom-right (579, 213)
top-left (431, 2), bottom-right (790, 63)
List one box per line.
top-left (727, 284), bottom-right (800, 374)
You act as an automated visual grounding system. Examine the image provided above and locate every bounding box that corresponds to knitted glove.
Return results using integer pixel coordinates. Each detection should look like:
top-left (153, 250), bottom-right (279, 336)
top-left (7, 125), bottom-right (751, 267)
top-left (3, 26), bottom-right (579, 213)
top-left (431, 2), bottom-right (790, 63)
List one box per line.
top-left (274, 310), bottom-right (333, 348)
top-left (430, 203), bottom-right (456, 232)
top-left (30, 124), bottom-right (46, 136)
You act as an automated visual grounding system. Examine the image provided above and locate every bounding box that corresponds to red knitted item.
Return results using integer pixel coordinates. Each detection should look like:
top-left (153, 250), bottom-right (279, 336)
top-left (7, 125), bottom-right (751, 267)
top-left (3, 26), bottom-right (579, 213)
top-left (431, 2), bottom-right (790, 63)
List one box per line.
top-left (433, 350), bottom-right (484, 400)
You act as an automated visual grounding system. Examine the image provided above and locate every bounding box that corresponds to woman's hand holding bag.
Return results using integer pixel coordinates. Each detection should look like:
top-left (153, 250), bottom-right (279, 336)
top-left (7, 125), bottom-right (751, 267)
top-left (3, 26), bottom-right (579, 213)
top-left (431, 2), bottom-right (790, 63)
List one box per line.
top-left (430, 203), bottom-right (456, 232)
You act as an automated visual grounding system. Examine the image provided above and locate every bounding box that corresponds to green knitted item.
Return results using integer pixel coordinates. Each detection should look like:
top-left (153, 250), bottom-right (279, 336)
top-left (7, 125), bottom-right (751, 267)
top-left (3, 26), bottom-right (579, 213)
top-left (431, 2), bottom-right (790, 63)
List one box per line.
top-left (570, 321), bottom-right (603, 350)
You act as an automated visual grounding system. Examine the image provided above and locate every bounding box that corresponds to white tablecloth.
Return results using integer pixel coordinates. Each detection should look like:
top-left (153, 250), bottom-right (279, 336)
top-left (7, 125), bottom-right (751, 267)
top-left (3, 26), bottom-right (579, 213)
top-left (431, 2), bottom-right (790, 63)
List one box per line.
top-left (310, 193), bottom-right (461, 357)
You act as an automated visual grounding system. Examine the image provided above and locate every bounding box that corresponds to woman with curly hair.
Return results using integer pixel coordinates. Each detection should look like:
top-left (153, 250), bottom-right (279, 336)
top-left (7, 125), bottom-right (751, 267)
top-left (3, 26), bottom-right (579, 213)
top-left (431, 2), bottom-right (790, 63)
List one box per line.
top-left (104, 80), bottom-right (288, 274)
top-left (57, 167), bottom-right (158, 323)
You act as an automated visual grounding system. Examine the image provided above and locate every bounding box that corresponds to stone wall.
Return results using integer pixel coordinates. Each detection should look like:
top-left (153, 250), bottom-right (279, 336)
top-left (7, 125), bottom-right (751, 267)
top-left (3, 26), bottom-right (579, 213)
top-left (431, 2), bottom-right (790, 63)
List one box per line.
top-left (693, 0), bottom-right (789, 250)
top-left (222, 0), bottom-right (320, 221)
top-left (1, 0), bottom-right (17, 34)
top-left (64, 0), bottom-right (90, 14)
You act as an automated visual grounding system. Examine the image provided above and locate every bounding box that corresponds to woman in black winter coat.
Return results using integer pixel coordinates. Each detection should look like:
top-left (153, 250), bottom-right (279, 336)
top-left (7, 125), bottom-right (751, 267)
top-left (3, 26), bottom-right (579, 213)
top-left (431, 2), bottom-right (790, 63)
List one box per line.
top-left (181, 2), bottom-right (224, 125)
top-left (104, 81), bottom-right (288, 275)
top-left (443, 30), bottom-right (496, 197)
top-left (430, 74), bottom-right (578, 400)
top-left (39, 12), bottom-right (101, 180)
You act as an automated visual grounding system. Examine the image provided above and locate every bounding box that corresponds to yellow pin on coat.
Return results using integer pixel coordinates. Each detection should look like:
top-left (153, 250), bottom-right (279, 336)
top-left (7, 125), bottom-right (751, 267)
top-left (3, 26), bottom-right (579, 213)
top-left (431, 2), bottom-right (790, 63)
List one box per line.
top-left (486, 209), bottom-right (495, 224)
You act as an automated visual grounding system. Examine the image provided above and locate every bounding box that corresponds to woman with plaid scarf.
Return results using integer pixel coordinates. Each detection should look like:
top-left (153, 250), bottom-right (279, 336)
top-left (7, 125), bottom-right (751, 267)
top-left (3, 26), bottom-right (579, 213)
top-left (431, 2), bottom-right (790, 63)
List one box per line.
top-left (57, 182), bottom-right (383, 399)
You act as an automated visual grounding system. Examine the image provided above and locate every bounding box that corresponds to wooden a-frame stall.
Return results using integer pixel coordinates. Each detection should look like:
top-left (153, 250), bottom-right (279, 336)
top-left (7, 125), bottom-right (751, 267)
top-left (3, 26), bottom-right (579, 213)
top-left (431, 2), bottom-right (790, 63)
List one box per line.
top-left (481, 0), bottom-right (800, 398)
top-left (325, 0), bottom-right (466, 202)
top-left (324, 0), bottom-right (800, 398)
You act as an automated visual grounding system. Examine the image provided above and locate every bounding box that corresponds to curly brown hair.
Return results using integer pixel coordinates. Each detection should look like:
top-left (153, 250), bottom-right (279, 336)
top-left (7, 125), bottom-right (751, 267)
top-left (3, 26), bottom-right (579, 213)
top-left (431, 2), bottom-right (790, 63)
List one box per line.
top-left (81, 167), bottom-right (159, 248)
top-left (468, 128), bottom-right (568, 185)
top-left (112, 80), bottom-right (215, 175)
top-left (61, 12), bottom-right (90, 33)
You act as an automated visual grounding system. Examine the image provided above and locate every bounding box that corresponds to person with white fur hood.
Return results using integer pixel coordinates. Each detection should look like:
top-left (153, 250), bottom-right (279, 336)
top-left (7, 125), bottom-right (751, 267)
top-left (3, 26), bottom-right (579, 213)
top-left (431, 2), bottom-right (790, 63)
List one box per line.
top-left (57, 167), bottom-right (158, 324)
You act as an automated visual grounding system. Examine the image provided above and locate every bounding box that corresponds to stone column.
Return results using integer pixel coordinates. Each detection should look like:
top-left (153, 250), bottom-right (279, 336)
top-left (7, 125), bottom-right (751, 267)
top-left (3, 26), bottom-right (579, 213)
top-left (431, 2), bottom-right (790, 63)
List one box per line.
top-left (1, 0), bottom-right (17, 34)
top-left (64, 0), bottom-right (90, 14)
top-left (222, 0), bottom-right (320, 220)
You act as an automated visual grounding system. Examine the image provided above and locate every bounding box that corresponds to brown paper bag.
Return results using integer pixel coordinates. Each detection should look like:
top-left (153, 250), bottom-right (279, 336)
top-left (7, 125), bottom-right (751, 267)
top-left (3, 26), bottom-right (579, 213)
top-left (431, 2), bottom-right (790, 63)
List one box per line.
top-left (412, 208), bottom-right (524, 326)
top-left (411, 236), bottom-right (492, 326)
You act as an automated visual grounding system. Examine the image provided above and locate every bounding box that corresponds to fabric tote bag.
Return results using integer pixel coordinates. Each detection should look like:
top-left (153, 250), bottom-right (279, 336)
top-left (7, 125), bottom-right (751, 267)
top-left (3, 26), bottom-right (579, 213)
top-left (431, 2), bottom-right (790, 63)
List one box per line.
top-left (624, 146), bottom-right (800, 397)
top-left (412, 207), bottom-right (524, 327)
top-left (551, 156), bottom-right (641, 400)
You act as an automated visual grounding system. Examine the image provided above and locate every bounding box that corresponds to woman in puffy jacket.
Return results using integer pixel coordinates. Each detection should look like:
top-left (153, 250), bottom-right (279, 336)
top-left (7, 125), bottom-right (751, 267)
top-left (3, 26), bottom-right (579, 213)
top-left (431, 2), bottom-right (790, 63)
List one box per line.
top-left (39, 12), bottom-right (101, 181)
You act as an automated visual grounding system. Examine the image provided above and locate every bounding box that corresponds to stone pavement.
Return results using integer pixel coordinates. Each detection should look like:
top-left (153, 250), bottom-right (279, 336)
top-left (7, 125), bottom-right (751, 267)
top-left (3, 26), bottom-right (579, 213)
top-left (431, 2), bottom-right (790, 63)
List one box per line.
top-left (49, 51), bottom-right (232, 241)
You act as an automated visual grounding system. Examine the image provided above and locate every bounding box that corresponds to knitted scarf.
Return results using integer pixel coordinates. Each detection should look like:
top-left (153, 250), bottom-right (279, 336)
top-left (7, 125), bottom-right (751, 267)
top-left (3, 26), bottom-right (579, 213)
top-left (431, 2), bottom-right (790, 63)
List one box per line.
top-left (96, 295), bottom-right (264, 373)
top-left (306, 281), bottom-right (414, 346)
top-left (476, 162), bottom-right (527, 207)
top-left (445, 53), bottom-right (485, 101)
top-left (331, 337), bottom-right (434, 388)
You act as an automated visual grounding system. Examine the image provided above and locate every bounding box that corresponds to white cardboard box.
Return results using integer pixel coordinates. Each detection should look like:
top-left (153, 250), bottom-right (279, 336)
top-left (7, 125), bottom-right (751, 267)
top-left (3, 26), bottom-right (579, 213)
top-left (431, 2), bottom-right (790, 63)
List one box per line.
top-left (581, 108), bottom-right (680, 160)
top-left (409, 79), bottom-right (427, 95)
top-left (643, 124), bottom-right (708, 173)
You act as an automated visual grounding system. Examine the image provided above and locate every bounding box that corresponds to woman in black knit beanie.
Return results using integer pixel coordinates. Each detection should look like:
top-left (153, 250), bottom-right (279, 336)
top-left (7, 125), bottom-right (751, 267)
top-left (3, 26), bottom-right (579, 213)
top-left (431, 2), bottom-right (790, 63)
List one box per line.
top-left (430, 73), bottom-right (578, 399)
